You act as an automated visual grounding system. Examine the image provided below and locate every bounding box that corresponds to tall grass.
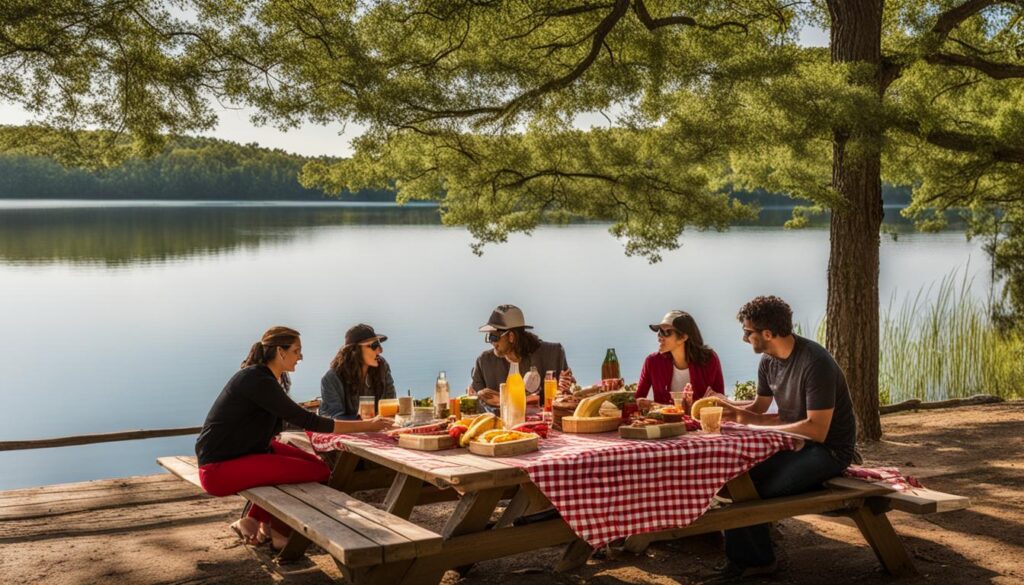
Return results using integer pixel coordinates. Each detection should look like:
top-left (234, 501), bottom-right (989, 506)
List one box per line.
top-left (877, 270), bottom-right (1024, 404)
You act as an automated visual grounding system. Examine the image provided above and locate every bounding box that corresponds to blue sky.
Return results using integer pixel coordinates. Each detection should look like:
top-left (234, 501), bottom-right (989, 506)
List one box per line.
top-left (0, 27), bottom-right (830, 158)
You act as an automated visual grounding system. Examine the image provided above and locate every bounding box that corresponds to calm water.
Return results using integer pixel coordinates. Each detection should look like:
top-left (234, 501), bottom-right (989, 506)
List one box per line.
top-left (0, 201), bottom-right (988, 489)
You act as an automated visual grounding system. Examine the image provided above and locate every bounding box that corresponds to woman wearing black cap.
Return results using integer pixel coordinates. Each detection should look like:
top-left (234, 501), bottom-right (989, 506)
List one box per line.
top-left (320, 323), bottom-right (397, 419)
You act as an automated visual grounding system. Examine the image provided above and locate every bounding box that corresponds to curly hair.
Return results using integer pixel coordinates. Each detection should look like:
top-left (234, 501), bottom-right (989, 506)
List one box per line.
top-left (508, 327), bottom-right (542, 359)
top-left (329, 344), bottom-right (389, 397)
top-left (737, 296), bottom-right (794, 337)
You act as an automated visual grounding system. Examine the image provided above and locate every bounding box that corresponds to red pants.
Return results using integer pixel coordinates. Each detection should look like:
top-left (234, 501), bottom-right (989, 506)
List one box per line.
top-left (199, 440), bottom-right (330, 534)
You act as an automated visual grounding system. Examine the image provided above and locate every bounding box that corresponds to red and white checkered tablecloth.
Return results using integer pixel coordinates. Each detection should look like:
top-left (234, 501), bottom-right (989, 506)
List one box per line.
top-left (310, 423), bottom-right (798, 548)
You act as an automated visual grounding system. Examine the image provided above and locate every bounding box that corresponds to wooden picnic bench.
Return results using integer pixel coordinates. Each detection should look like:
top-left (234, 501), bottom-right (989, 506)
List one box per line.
top-left (622, 474), bottom-right (970, 576)
top-left (156, 456), bottom-right (445, 583)
top-left (158, 434), bottom-right (970, 584)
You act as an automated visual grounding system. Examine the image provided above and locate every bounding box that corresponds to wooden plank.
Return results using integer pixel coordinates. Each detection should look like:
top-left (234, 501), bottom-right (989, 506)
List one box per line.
top-left (624, 486), bottom-right (890, 545)
top-left (327, 451), bottom-right (362, 491)
top-left (400, 518), bottom-right (578, 580)
top-left (724, 473), bottom-right (760, 502)
top-left (240, 484), bottom-right (383, 568)
top-left (0, 473), bottom-right (182, 500)
top-left (442, 487), bottom-right (505, 539)
top-left (0, 480), bottom-right (203, 520)
top-left (383, 474), bottom-right (423, 520)
top-left (340, 442), bottom-right (526, 490)
top-left (0, 426), bottom-right (201, 451)
top-left (157, 456), bottom-right (201, 488)
top-left (557, 538), bottom-right (593, 572)
top-left (825, 477), bottom-right (970, 514)
top-left (280, 483), bottom-right (442, 560)
top-left (848, 504), bottom-right (918, 576)
top-left (494, 485), bottom-right (533, 529)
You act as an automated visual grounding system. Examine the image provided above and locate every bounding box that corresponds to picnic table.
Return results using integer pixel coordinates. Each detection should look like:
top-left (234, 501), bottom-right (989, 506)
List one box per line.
top-left (160, 423), bottom-right (969, 585)
top-left (287, 425), bottom-right (801, 583)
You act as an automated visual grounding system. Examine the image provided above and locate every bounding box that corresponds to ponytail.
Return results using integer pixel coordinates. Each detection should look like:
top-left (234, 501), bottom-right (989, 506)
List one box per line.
top-left (241, 326), bottom-right (301, 388)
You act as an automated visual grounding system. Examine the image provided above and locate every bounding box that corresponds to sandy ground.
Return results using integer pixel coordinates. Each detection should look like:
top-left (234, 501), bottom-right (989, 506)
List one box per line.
top-left (1, 402), bottom-right (1021, 585)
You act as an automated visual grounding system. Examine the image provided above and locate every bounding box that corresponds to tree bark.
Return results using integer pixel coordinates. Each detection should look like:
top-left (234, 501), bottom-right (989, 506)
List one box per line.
top-left (826, 0), bottom-right (884, 441)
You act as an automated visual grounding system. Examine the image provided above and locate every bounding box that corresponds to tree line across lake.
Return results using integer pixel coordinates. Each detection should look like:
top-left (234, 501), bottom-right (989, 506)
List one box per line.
top-left (0, 126), bottom-right (912, 207)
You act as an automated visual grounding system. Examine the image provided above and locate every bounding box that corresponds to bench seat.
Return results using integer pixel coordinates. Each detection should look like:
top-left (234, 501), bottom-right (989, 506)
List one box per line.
top-left (157, 456), bottom-right (442, 568)
top-left (824, 477), bottom-right (970, 514)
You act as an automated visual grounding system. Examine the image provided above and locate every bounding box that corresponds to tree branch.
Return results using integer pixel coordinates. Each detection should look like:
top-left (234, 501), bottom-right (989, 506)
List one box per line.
top-left (932, 0), bottom-right (1004, 38)
top-left (925, 52), bottom-right (1024, 79)
top-left (895, 119), bottom-right (1024, 163)
top-left (632, 0), bottom-right (748, 33)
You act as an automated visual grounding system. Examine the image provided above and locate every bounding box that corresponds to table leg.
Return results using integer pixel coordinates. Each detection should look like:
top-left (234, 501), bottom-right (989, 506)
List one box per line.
top-left (556, 537), bottom-right (593, 572)
top-left (723, 473), bottom-right (760, 502)
top-left (849, 500), bottom-right (917, 576)
top-left (384, 473), bottom-right (423, 519)
top-left (397, 486), bottom-right (506, 585)
top-left (327, 451), bottom-right (362, 491)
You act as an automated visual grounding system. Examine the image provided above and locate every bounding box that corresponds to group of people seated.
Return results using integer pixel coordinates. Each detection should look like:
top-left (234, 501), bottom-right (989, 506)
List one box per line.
top-left (193, 295), bottom-right (857, 580)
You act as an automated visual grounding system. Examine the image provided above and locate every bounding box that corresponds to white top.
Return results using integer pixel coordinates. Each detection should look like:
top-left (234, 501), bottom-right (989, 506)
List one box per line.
top-left (670, 366), bottom-right (691, 392)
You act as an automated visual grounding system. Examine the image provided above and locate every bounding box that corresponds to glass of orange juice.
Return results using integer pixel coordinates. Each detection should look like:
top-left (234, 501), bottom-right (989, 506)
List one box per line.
top-left (378, 398), bottom-right (399, 417)
top-left (544, 371), bottom-right (557, 411)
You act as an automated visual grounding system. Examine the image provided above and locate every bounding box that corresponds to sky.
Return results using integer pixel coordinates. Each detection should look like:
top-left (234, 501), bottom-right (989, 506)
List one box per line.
top-left (0, 27), bottom-right (830, 159)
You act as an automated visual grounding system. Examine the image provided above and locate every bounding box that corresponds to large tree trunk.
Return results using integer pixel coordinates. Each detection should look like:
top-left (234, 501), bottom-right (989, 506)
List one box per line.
top-left (826, 1), bottom-right (885, 441)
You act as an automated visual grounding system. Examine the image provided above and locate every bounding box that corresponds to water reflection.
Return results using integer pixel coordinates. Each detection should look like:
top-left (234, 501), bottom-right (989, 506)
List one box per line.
top-left (0, 204), bottom-right (442, 266)
top-left (0, 202), bottom-right (959, 266)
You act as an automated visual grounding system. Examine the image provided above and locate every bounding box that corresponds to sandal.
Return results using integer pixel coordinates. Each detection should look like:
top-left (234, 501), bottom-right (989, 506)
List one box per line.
top-left (230, 520), bottom-right (266, 546)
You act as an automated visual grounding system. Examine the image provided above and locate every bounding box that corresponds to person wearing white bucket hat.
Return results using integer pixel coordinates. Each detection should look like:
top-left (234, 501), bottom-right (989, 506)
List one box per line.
top-left (470, 304), bottom-right (574, 412)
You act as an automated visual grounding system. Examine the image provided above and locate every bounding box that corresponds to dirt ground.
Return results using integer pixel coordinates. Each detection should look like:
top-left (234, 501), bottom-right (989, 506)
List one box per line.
top-left (1, 402), bottom-right (1021, 585)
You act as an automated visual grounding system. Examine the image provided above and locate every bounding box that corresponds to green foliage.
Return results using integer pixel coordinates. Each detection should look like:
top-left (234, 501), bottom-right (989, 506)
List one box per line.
top-left (879, 269), bottom-right (1024, 403)
top-left (0, 126), bottom-right (401, 201)
top-left (0, 1), bottom-right (221, 167)
top-left (732, 380), bottom-right (757, 401)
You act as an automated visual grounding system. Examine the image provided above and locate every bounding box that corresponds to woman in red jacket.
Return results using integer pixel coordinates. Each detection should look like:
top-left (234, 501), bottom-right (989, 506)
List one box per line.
top-left (635, 310), bottom-right (725, 405)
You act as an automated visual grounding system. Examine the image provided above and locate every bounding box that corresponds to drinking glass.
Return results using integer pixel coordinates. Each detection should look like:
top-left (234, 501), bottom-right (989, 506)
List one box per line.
top-left (670, 390), bottom-right (684, 411)
top-left (700, 406), bottom-right (723, 433)
top-left (358, 396), bottom-right (376, 420)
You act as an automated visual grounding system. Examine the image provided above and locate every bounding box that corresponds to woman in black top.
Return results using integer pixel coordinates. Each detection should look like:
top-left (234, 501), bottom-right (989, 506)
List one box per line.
top-left (319, 323), bottom-right (397, 419)
top-left (195, 326), bottom-right (392, 549)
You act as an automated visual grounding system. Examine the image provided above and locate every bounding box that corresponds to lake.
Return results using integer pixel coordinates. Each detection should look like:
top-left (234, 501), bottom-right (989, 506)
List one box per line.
top-left (0, 200), bottom-right (988, 489)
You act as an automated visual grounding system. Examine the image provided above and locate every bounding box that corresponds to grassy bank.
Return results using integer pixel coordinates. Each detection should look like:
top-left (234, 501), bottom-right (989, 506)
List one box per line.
top-left (879, 271), bottom-right (1024, 404)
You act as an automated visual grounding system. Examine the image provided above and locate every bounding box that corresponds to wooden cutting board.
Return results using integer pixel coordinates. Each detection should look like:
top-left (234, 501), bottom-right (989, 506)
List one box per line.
top-left (398, 433), bottom-right (456, 451)
top-left (561, 416), bottom-right (621, 433)
top-left (468, 436), bottom-right (539, 457)
top-left (619, 422), bottom-right (688, 440)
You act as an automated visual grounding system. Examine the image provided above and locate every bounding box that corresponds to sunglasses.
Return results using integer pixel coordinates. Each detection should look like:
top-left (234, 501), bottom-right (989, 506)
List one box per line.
top-left (657, 328), bottom-right (678, 338)
top-left (361, 340), bottom-right (382, 350)
top-left (484, 330), bottom-right (510, 344)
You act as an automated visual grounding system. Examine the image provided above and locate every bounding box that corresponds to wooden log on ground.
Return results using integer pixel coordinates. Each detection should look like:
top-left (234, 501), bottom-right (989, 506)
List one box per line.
top-left (880, 394), bottom-right (1004, 415)
top-left (0, 427), bottom-right (202, 451)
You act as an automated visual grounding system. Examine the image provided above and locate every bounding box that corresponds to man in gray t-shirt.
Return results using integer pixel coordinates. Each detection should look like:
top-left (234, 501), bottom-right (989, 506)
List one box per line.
top-left (470, 304), bottom-right (573, 412)
top-left (713, 296), bottom-right (858, 580)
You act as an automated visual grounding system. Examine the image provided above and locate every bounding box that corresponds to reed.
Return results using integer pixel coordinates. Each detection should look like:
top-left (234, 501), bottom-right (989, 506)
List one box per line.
top-left (876, 270), bottom-right (1024, 404)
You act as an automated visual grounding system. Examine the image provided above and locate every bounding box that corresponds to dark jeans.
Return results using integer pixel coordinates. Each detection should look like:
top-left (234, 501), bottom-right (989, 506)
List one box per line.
top-left (724, 442), bottom-right (849, 568)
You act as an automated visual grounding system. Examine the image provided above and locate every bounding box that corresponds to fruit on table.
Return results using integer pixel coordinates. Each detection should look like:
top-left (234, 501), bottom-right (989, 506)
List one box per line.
top-left (690, 397), bottom-right (720, 419)
top-left (459, 413), bottom-right (502, 447)
top-left (473, 430), bottom-right (538, 444)
top-left (573, 390), bottom-right (634, 417)
top-left (448, 424), bottom-right (469, 440)
top-left (512, 422), bottom-right (549, 438)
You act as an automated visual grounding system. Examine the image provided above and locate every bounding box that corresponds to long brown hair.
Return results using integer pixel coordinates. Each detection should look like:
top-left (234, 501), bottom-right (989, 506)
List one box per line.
top-left (672, 312), bottom-right (714, 366)
top-left (329, 343), bottom-right (388, 397)
top-left (509, 327), bottom-right (542, 359)
top-left (242, 326), bottom-right (300, 391)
